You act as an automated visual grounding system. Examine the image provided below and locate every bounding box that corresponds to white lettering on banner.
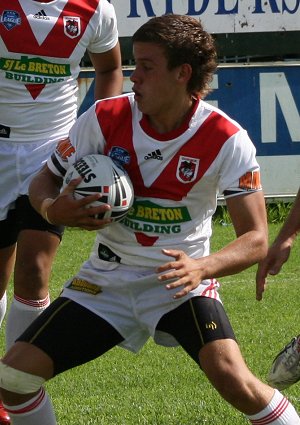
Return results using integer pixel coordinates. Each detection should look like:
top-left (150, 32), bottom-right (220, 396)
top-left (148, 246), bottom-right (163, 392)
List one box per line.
top-left (260, 73), bottom-right (300, 143)
top-left (109, 0), bottom-right (300, 35)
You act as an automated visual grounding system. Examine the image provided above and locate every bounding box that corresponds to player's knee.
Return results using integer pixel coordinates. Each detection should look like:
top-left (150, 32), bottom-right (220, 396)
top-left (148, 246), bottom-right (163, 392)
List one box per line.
top-left (0, 361), bottom-right (45, 394)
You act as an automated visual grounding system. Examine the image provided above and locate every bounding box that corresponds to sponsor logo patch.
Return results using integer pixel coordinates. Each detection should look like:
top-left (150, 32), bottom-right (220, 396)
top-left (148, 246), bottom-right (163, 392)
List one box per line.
top-left (67, 278), bottom-right (102, 295)
top-left (55, 138), bottom-right (75, 161)
top-left (239, 170), bottom-right (261, 191)
top-left (0, 10), bottom-right (21, 31)
top-left (122, 199), bottom-right (191, 245)
top-left (109, 146), bottom-right (131, 168)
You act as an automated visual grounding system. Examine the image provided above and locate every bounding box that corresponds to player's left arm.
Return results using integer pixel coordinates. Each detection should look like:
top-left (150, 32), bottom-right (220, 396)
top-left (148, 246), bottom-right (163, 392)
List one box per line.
top-left (88, 43), bottom-right (123, 100)
top-left (158, 191), bottom-right (268, 299)
top-left (225, 190), bottom-right (268, 270)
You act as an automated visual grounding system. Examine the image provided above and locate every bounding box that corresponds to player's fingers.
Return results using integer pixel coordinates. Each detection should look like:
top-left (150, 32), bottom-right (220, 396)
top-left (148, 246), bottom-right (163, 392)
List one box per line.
top-left (267, 263), bottom-right (282, 275)
top-left (172, 281), bottom-right (196, 299)
top-left (157, 263), bottom-right (180, 276)
top-left (255, 269), bottom-right (268, 300)
top-left (161, 248), bottom-right (185, 260)
top-left (75, 214), bottom-right (112, 229)
top-left (61, 177), bottom-right (82, 193)
top-left (75, 193), bottom-right (103, 209)
top-left (83, 203), bottom-right (111, 217)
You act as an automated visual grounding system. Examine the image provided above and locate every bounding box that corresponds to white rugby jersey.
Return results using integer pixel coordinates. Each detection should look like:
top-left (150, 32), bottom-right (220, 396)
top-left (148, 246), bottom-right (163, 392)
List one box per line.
top-left (49, 93), bottom-right (262, 268)
top-left (0, 0), bottom-right (118, 142)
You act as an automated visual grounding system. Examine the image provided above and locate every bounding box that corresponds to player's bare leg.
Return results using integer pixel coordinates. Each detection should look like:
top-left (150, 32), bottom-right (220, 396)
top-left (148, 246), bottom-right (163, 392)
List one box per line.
top-left (0, 245), bottom-right (15, 326)
top-left (0, 342), bottom-right (56, 425)
top-left (0, 245), bottom-right (16, 424)
top-left (199, 338), bottom-right (300, 424)
top-left (5, 230), bottom-right (60, 350)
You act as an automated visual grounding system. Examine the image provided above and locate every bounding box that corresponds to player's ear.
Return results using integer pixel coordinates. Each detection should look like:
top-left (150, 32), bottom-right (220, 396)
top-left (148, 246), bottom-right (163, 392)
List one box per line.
top-left (177, 63), bottom-right (192, 84)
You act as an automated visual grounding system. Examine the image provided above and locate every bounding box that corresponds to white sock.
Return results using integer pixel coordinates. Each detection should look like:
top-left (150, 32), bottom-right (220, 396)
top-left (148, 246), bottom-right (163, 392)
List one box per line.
top-left (4, 388), bottom-right (56, 425)
top-left (0, 292), bottom-right (7, 328)
top-left (247, 389), bottom-right (300, 424)
top-left (5, 294), bottom-right (50, 350)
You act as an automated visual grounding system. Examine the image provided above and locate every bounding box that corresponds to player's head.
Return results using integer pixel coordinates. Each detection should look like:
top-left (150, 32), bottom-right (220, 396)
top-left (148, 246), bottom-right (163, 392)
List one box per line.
top-left (132, 14), bottom-right (217, 98)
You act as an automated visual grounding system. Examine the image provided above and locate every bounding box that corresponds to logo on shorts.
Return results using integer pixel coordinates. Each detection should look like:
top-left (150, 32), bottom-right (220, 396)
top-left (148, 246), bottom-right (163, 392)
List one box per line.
top-left (0, 124), bottom-right (10, 138)
top-left (67, 278), bottom-right (102, 295)
top-left (205, 321), bottom-right (217, 330)
top-left (98, 244), bottom-right (121, 263)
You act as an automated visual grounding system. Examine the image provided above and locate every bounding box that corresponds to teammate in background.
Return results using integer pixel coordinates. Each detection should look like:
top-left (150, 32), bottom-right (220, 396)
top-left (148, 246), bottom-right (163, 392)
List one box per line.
top-left (256, 187), bottom-right (300, 390)
top-left (0, 14), bottom-right (299, 425)
top-left (0, 0), bottom-right (122, 423)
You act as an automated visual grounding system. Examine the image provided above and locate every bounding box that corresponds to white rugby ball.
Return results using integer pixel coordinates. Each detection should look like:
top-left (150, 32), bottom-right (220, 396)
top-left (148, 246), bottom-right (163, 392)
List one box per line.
top-left (63, 154), bottom-right (134, 222)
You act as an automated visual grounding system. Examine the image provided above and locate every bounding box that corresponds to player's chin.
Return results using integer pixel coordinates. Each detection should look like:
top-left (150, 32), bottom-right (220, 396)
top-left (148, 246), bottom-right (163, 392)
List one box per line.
top-left (134, 95), bottom-right (147, 111)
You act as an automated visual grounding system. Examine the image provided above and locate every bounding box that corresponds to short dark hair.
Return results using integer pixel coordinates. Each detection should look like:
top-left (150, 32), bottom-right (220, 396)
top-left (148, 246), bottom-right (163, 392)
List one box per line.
top-left (132, 14), bottom-right (217, 97)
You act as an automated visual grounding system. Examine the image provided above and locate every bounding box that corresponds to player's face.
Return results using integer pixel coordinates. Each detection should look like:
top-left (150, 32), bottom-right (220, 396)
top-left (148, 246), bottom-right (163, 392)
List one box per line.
top-left (131, 42), bottom-right (186, 120)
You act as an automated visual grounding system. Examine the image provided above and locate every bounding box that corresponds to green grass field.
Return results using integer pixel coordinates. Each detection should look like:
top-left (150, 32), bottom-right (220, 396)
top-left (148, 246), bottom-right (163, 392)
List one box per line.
top-left (2, 221), bottom-right (300, 424)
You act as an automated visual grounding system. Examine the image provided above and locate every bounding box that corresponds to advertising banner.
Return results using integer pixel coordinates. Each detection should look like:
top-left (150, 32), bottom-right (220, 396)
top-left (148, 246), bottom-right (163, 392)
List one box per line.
top-left (109, 0), bottom-right (300, 36)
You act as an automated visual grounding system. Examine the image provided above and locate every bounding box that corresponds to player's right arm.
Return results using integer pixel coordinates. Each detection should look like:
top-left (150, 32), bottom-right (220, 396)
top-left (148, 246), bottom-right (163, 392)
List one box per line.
top-left (28, 164), bottom-right (111, 230)
top-left (256, 187), bottom-right (300, 300)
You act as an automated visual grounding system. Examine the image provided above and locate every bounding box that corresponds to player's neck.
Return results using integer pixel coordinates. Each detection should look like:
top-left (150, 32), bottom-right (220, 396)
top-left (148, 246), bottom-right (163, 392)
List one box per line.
top-left (148, 97), bottom-right (197, 134)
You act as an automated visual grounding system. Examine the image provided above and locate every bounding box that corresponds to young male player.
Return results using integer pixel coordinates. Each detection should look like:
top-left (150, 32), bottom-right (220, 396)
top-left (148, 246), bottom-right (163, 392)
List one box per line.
top-left (0, 14), bottom-right (299, 425)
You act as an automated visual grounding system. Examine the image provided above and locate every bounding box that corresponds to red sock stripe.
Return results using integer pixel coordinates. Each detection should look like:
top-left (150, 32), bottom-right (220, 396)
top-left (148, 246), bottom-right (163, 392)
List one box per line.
top-left (14, 294), bottom-right (50, 308)
top-left (6, 388), bottom-right (45, 415)
top-left (250, 397), bottom-right (289, 424)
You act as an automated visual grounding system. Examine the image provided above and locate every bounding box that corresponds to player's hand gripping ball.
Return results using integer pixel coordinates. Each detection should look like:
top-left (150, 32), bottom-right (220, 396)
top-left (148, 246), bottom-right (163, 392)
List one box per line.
top-left (63, 154), bottom-right (134, 222)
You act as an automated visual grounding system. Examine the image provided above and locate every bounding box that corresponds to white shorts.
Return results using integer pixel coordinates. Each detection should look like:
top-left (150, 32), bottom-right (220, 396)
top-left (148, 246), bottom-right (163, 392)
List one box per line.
top-left (61, 260), bottom-right (221, 353)
top-left (0, 139), bottom-right (60, 220)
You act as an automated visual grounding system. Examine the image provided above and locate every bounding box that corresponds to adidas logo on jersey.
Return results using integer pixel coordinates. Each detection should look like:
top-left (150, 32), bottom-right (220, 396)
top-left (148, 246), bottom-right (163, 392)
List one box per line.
top-left (33, 10), bottom-right (49, 20)
top-left (144, 149), bottom-right (163, 160)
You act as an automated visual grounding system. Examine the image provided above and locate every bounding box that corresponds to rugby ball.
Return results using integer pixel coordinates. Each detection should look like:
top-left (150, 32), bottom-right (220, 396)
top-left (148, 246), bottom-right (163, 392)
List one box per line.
top-left (63, 154), bottom-right (134, 222)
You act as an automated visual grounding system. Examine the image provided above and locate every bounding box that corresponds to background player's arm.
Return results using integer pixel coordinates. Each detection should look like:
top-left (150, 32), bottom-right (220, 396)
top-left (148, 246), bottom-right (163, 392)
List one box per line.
top-left (271, 187), bottom-right (300, 246)
top-left (89, 43), bottom-right (123, 100)
top-left (256, 187), bottom-right (300, 300)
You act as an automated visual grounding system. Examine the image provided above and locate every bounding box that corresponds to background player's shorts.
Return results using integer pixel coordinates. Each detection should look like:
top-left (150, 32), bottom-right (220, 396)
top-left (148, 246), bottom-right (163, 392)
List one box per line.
top-left (0, 195), bottom-right (64, 249)
top-left (0, 138), bottom-right (60, 220)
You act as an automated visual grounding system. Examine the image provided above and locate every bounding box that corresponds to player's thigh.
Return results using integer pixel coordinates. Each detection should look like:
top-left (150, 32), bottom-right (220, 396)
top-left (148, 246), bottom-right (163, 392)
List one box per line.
top-left (13, 195), bottom-right (63, 293)
top-left (15, 195), bottom-right (64, 241)
top-left (0, 211), bottom-right (18, 294)
top-left (156, 296), bottom-right (236, 366)
top-left (0, 244), bottom-right (16, 295)
top-left (14, 229), bottom-right (61, 297)
top-left (17, 297), bottom-right (124, 376)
